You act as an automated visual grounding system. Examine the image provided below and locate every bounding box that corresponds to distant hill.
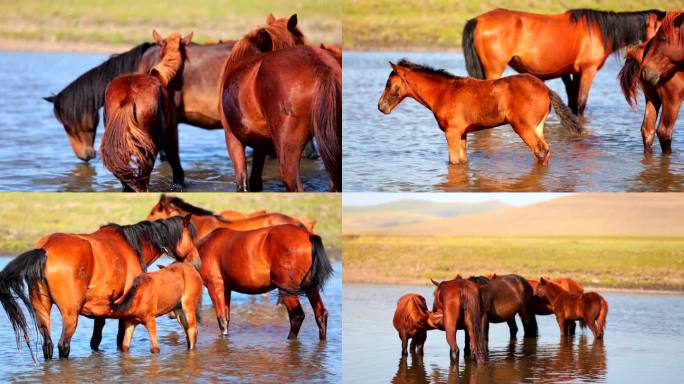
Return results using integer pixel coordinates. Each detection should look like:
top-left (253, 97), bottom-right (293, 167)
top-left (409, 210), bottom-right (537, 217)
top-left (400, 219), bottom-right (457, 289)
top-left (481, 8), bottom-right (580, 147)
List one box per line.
top-left (343, 199), bottom-right (509, 234)
top-left (380, 193), bottom-right (684, 237)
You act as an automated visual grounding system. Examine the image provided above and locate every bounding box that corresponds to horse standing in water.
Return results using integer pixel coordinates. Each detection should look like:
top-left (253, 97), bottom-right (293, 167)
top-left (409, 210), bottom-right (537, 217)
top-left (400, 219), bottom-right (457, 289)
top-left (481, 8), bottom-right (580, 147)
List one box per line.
top-left (392, 293), bottom-right (441, 355)
top-left (217, 15), bottom-right (342, 191)
top-left (463, 8), bottom-right (664, 116)
top-left (0, 215), bottom-right (198, 360)
top-left (198, 224), bottom-right (333, 340)
top-left (378, 60), bottom-right (583, 166)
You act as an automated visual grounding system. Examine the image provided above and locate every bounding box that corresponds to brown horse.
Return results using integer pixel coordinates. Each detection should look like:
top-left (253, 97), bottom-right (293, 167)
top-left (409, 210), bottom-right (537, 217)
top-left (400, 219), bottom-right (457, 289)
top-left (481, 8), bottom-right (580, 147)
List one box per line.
top-left (430, 278), bottom-right (487, 364)
top-left (393, 293), bottom-right (441, 355)
top-left (44, 40), bottom-right (234, 161)
top-left (536, 278), bottom-right (608, 339)
top-left (107, 248), bottom-right (203, 353)
top-left (146, 194), bottom-right (316, 238)
top-left (101, 31), bottom-right (193, 191)
top-left (218, 209), bottom-right (268, 220)
top-left (463, 8), bottom-right (664, 116)
top-left (198, 224), bottom-right (333, 340)
top-left (218, 15), bottom-right (342, 191)
top-left (620, 42), bottom-right (684, 154)
top-left (641, 12), bottom-right (684, 86)
top-left (0, 215), bottom-right (198, 360)
top-left (468, 275), bottom-right (538, 338)
top-left (378, 60), bottom-right (583, 166)
top-left (528, 277), bottom-right (584, 335)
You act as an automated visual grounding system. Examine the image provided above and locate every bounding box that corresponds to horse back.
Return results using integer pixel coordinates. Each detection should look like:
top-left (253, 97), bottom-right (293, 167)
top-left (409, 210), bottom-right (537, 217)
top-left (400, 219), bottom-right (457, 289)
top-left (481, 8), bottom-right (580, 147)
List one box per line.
top-left (393, 293), bottom-right (429, 336)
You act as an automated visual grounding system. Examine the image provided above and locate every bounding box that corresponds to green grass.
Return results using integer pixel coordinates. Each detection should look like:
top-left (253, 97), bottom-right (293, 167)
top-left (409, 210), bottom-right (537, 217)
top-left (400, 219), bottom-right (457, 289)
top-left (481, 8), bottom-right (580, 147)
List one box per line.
top-left (0, 0), bottom-right (341, 47)
top-left (343, 235), bottom-right (684, 290)
top-left (0, 193), bottom-right (341, 258)
top-left (343, 0), bottom-right (682, 50)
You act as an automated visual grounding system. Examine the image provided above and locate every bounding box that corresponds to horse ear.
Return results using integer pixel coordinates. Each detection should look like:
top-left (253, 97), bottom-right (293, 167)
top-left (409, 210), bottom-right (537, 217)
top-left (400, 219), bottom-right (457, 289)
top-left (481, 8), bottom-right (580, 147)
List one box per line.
top-left (43, 95), bottom-right (55, 103)
top-left (182, 31), bottom-right (194, 46)
top-left (152, 30), bottom-right (163, 46)
top-left (266, 13), bottom-right (276, 24)
top-left (182, 214), bottom-right (192, 227)
top-left (675, 13), bottom-right (684, 28)
top-left (430, 278), bottom-right (440, 286)
top-left (287, 14), bottom-right (298, 31)
top-left (539, 277), bottom-right (547, 283)
top-left (492, 273), bottom-right (497, 279)
top-left (455, 274), bottom-right (462, 279)
top-left (389, 61), bottom-right (397, 70)
top-left (255, 29), bottom-right (273, 52)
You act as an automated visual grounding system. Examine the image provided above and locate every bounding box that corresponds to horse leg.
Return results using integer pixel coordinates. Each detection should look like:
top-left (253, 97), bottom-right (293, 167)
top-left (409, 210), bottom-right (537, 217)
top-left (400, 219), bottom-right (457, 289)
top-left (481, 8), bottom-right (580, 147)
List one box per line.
top-left (640, 97), bottom-right (660, 154)
top-left (576, 67), bottom-right (598, 117)
top-left (562, 75), bottom-right (579, 113)
top-left (30, 285), bottom-right (53, 359)
top-left (248, 148), bottom-right (266, 192)
top-left (306, 290), bottom-right (328, 340)
top-left (121, 181), bottom-right (134, 192)
top-left (120, 320), bottom-right (136, 352)
top-left (414, 330), bottom-right (427, 355)
top-left (162, 122), bottom-right (185, 190)
top-left (513, 121), bottom-right (550, 165)
top-left (275, 125), bottom-right (307, 191)
top-left (507, 318), bottom-right (518, 338)
top-left (224, 129), bottom-right (248, 191)
top-left (145, 318), bottom-right (160, 353)
top-left (555, 313), bottom-right (567, 337)
top-left (445, 127), bottom-right (466, 164)
top-left (56, 310), bottom-right (79, 358)
top-left (206, 278), bottom-right (229, 336)
top-left (520, 300), bottom-right (538, 337)
top-left (280, 293), bottom-right (305, 339)
top-left (656, 96), bottom-right (682, 154)
top-left (464, 329), bottom-right (471, 358)
top-left (117, 320), bottom-right (126, 349)
top-left (91, 318), bottom-right (105, 351)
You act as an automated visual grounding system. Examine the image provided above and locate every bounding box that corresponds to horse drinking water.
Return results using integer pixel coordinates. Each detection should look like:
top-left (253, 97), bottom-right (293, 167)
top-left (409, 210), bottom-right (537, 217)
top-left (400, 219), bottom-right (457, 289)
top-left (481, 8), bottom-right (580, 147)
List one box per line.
top-left (392, 293), bottom-right (441, 356)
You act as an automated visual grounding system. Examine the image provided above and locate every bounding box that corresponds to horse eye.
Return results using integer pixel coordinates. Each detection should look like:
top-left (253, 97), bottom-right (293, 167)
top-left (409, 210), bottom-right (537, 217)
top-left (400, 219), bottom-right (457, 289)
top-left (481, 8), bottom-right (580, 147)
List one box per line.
top-left (660, 35), bottom-right (667, 42)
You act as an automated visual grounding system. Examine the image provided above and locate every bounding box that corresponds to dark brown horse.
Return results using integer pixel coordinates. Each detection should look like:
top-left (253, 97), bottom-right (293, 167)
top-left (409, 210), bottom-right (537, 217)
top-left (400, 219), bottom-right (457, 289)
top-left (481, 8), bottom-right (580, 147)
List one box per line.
top-left (101, 31), bottom-right (193, 191)
top-left (0, 215), bottom-right (198, 360)
top-left (198, 224), bottom-right (333, 340)
top-left (468, 274), bottom-right (538, 338)
top-left (145, 194), bottom-right (316, 238)
top-left (218, 15), bottom-right (342, 191)
top-left (431, 278), bottom-right (487, 364)
top-left (44, 41), bottom-right (234, 161)
top-left (620, 42), bottom-right (684, 153)
top-left (536, 278), bottom-right (608, 339)
top-left (392, 293), bottom-right (441, 355)
top-left (378, 60), bottom-right (583, 166)
top-left (463, 8), bottom-right (664, 116)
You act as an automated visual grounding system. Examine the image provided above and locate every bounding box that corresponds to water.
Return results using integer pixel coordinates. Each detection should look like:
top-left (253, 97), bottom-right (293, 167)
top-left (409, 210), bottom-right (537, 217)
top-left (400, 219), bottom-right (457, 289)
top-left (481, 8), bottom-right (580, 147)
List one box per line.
top-left (0, 50), bottom-right (329, 192)
top-left (343, 283), bottom-right (684, 383)
top-left (0, 258), bottom-right (341, 383)
top-left (343, 52), bottom-right (684, 192)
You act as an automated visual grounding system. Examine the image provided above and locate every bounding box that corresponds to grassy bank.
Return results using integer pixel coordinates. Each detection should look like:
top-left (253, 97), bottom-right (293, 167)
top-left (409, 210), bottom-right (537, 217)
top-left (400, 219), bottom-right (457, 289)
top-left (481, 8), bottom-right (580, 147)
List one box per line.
top-left (0, 193), bottom-right (341, 258)
top-left (343, 0), bottom-right (682, 51)
top-left (343, 235), bottom-right (684, 291)
top-left (0, 0), bottom-right (340, 52)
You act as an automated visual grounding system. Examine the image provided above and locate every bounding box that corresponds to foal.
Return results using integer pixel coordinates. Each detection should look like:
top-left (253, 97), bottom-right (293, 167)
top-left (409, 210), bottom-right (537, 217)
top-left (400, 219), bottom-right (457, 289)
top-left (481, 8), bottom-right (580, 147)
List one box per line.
top-left (108, 248), bottom-right (203, 353)
top-left (536, 277), bottom-right (608, 340)
top-left (101, 30), bottom-right (192, 191)
top-left (393, 293), bottom-right (441, 355)
top-left (378, 60), bottom-right (584, 166)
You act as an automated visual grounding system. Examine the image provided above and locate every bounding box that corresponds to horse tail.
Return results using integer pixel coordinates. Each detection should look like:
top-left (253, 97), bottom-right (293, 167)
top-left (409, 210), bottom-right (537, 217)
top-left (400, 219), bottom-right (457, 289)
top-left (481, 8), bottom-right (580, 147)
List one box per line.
top-left (100, 87), bottom-right (159, 188)
top-left (548, 89), bottom-right (585, 135)
top-left (462, 286), bottom-right (487, 363)
top-left (0, 249), bottom-right (47, 361)
top-left (109, 276), bottom-right (143, 317)
top-left (596, 295), bottom-right (608, 339)
top-left (618, 52), bottom-right (642, 110)
top-left (463, 18), bottom-right (484, 79)
top-left (312, 66), bottom-right (342, 191)
top-left (273, 234), bottom-right (334, 296)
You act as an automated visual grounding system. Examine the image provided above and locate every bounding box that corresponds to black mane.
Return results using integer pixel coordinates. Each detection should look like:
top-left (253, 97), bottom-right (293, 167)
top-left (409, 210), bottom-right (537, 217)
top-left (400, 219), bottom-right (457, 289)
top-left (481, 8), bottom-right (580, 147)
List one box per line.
top-left (46, 42), bottom-right (155, 134)
top-left (568, 9), bottom-right (665, 52)
top-left (396, 59), bottom-right (460, 79)
top-left (103, 216), bottom-right (195, 271)
top-left (468, 276), bottom-right (491, 285)
top-left (161, 194), bottom-right (214, 216)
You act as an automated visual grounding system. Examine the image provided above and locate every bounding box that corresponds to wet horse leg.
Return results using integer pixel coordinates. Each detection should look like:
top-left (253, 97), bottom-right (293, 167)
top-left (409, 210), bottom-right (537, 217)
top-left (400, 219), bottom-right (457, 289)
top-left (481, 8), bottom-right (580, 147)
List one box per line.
top-left (120, 320), bottom-right (136, 352)
top-left (275, 120), bottom-right (308, 192)
top-left (280, 293), bottom-right (305, 339)
top-left (656, 96), bottom-right (682, 154)
top-left (306, 290), bottom-right (328, 340)
top-left (519, 300), bottom-right (538, 337)
top-left (507, 318), bottom-right (518, 338)
top-left (162, 121), bottom-right (185, 190)
top-left (224, 128), bottom-right (249, 192)
top-left (445, 127), bottom-right (466, 164)
top-left (512, 120), bottom-right (550, 165)
top-left (91, 318), bottom-right (105, 351)
top-left (30, 285), bottom-right (53, 359)
top-left (117, 320), bottom-right (126, 349)
top-left (206, 277), bottom-right (229, 335)
top-left (562, 75), bottom-right (579, 114)
top-left (555, 313), bottom-right (568, 337)
top-left (145, 318), bottom-right (160, 353)
top-left (399, 331), bottom-right (409, 355)
top-left (576, 67), bottom-right (598, 117)
top-left (248, 148), bottom-right (266, 192)
top-left (413, 330), bottom-right (427, 355)
top-left (641, 97), bottom-right (660, 154)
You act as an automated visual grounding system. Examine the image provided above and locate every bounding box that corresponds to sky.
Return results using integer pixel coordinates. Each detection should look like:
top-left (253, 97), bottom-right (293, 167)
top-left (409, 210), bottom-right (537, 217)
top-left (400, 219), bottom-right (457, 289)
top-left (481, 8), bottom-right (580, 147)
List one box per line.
top-left (342, 193), bottom-right (569, 206)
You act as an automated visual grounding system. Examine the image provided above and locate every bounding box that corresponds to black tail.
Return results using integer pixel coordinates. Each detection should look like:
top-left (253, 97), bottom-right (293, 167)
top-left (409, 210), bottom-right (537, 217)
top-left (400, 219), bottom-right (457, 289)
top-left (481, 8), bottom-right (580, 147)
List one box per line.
top-left (109, 276), bottom-right (143, 316)
top-left (548, 89), bottom-right (585, 135)
top-left (463, 18), bottom-right (484, 79)
top-left (0, 249), bottom-right (47, 361)
top-left (275, 235), bottom-right (334, 296)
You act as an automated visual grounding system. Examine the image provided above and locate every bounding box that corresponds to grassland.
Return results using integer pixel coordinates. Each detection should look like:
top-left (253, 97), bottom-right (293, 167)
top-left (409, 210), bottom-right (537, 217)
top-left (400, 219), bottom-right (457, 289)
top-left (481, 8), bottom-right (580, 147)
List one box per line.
top-left (0, 0), bottom-right (340, 52)
top-left (343, 235), bottom-right (684, 291)
top-left (343, 0), bottom-right (683, 50)
top-left (0, 193), bottom-right (341, 258)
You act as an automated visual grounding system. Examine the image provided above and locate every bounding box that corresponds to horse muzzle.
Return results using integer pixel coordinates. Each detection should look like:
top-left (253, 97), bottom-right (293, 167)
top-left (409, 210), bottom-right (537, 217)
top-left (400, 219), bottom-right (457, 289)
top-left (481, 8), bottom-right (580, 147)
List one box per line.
top-left (78, 147), bottom-right (97, 162)
top-left (378, 102), bottom-right (390, 114)
top-left (641, 69), bottom-right (660, 87)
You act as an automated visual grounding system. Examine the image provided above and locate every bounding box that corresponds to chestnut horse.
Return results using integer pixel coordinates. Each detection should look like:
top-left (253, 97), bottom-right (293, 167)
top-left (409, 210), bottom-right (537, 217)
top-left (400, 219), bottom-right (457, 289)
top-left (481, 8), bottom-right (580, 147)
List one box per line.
top-left (218, 209), bottom-right (268, 220)
top-left (528, 276), bottom-right (584, 335)
top-left (101, 31), bottom-right (193, 192)
top-left (0, 215), bottom-right (198, 360)
top-left (431, 278), bottom-right (487, 364)
top-left (198, 224), bottom-right (333, 340)
top-left (44, 41), bottom-right (234, 161)
top-left (536, 278), bottom-right (608, 339)
top-left (218, 15), bottom-right (342, 191)
top-left (107, 248), bottom-right (203, 353)
top-left (393, 293), bottom-right (440, 356)
top-left (641, 12), bottom-right (684, 86)
top-left (378, 60), bottom-right (583, 166)
top-left (468, 274), bottom-right (538, 338)
top-left (463, 8), bottom-right (664, 116)
top-left (146, 194), bottom-right (316, 238)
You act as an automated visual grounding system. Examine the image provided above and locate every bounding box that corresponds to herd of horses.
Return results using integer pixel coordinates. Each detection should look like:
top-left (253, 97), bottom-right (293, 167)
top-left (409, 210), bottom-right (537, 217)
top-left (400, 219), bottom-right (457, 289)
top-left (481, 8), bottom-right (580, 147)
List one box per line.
top-left (379, 8), bottom-right (684, 166)
top-left (44, 14), bottom-right (341, 192)
top-left (0, 195), bottom-right (333, 361)
top-left (393, 274), bottom-right (608, 364)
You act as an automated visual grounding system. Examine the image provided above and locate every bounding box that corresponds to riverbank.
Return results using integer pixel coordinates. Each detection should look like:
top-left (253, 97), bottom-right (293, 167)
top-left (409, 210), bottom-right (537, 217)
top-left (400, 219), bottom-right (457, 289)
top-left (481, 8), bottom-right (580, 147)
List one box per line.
top-left (343, 235), bottom-right (684, 291)
top-left (0, 193), bottom-right (341, 257)
top-left (343, 0), bottom-right (681, 51)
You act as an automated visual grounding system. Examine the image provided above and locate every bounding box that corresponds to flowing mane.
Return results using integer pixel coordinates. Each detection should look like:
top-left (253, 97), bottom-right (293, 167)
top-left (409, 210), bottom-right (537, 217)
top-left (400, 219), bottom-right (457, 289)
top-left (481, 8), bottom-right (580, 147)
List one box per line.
top-left (226, 14), bottom-right (306, 65)
top-left (44, 42), bottom-right (154, 134)
top-left (568, 9), bottom-right (665, 52)
top-left (103, 216), bottom-right (195, 270)
top-left (160, 194), bottom-right (214, 216)
top-left (150, 32), bottom-right (185, 86)
top-left (396, 59), bottom-right (461, 79)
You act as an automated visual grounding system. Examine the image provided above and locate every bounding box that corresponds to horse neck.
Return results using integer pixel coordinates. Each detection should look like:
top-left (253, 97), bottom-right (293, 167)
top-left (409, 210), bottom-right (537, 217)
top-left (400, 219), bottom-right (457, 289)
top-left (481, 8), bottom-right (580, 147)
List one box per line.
top-left (542, 282), bottom-right (567, 305)
top-left (403, 71), bottom-right (455, 111)
top-left (139, 242), bottom-right (164, 269)
top-left (192, 215), bottom-right (224, 239)
top-left (151, 50), bottom-right (183, 87)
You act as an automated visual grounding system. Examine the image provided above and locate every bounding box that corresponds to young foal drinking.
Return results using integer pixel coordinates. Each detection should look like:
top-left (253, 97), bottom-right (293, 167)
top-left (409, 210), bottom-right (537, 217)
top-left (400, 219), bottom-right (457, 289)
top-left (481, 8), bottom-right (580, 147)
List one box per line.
top-left (393, 293), bottom-right (441, 355)
top-left (101, 30), bottom-right (192, 191)
top-left (378, 60), bottom-right (584, 166)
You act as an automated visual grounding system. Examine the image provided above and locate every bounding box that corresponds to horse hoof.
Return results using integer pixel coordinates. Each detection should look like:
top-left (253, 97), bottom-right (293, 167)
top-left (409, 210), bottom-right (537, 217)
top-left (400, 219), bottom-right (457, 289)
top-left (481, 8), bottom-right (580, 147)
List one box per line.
top-left (150, 347), bottom-right (160, 353)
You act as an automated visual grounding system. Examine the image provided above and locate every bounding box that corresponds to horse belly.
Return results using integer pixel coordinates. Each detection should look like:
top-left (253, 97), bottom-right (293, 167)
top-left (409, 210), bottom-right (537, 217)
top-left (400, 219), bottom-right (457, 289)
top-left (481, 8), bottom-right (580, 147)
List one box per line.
top-left (221, 251), bottom-right (272, 294)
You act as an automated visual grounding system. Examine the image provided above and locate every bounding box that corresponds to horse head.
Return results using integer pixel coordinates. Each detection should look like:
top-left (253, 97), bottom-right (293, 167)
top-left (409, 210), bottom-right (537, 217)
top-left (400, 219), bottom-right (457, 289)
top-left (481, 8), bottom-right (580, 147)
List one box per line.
top-left (641, 12), bottom-right (684, 86)
top-left (226, 14), bottom-right (307, 64)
